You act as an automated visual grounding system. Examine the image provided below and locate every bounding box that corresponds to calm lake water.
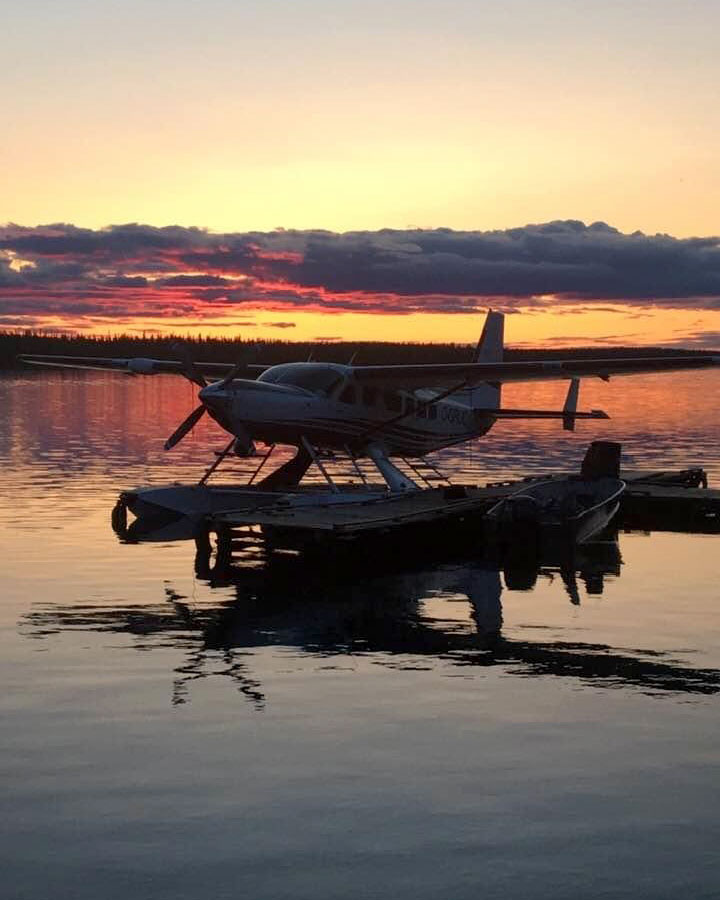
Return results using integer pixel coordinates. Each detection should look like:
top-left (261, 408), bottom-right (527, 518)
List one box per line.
top-left (2, 370), bottom-right (720, 899)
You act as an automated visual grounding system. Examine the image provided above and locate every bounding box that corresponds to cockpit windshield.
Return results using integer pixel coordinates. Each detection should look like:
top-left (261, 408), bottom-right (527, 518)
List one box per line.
top-left (257, 363), bottom-right (344, 395)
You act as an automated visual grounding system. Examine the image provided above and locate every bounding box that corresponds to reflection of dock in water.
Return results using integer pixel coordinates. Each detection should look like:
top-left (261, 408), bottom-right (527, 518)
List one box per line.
top-left (20, 541), bottom-right (720, 707)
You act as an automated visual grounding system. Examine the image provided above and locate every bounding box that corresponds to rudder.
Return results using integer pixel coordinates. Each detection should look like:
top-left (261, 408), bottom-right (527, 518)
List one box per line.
top-left (468, 310), bottom-right (504, 410)
top-left (475, 310), bottom-right (504, 363)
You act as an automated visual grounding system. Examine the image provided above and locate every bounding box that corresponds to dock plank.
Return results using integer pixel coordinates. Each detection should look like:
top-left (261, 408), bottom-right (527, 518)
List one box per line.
top-left (200, 467), bottom-right (720, 541)
top-left (215, 487), bottom-right (496, 533)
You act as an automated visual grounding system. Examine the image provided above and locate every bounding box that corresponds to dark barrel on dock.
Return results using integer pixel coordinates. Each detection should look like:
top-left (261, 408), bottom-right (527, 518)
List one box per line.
top-left (581, 441), bottom-right (621, 480)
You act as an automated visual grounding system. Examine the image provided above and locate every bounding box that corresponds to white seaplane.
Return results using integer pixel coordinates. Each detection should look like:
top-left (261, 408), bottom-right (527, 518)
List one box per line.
top-left (20, 311), bottom-right (720, 502)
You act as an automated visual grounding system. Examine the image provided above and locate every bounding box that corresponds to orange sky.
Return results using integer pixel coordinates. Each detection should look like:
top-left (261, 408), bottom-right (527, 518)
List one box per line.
top-left (75, 307), bottom-right (717, 350)
top-left (5, 2), bottom-right (720, 238)
top-left (2, 1), bottom-right (720, 346)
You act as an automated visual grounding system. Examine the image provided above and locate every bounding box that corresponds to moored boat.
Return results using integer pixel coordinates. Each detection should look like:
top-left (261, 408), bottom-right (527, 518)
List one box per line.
top-left (484, 441), bottom-right (625, 546)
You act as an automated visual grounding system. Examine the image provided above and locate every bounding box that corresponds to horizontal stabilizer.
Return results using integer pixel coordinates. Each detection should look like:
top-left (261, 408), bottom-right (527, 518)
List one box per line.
top-left (475, 408), bottom-right (610, 421)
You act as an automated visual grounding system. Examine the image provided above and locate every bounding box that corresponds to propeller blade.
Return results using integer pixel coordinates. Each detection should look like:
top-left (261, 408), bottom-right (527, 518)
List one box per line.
top-left (214, 343), bottom-right (260, 388)
top-left (217, 361), bottom-right (247, 389)
top-left (164, 404), bottom-right (207, 450)
top-left (171, 342), bottom-right (207, 388)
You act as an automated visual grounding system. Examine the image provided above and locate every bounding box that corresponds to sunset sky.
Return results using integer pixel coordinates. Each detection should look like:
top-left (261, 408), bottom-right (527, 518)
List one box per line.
top-left (2, 0), bottom-right (720, 347)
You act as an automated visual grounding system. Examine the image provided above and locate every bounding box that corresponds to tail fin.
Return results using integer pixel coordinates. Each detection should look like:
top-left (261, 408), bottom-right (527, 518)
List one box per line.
top-left (475, 310), bottom-right (504, 363)
top-left (468, 310), bottom-right (504, 410)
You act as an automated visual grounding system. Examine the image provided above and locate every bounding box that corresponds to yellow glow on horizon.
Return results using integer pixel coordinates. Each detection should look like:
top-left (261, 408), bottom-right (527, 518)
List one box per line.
top-left (7, 144), bottom-right (720, 240)
top-left (49, 306), bottom-right (719, 352)
top-left (5, 57), bottom-right (720, 239)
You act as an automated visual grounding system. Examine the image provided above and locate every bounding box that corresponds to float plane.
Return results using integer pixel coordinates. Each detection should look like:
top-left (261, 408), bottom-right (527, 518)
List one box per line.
top-left (19, 311), bottom-right (720, 491)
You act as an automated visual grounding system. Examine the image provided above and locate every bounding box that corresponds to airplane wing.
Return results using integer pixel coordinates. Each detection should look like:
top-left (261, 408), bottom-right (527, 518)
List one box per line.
top-left (17, 355), bottom-right (243, 377)
top-left (349, 355), bottom-right (720, 388)
top-left (19, 352), bottom-right (720, 386)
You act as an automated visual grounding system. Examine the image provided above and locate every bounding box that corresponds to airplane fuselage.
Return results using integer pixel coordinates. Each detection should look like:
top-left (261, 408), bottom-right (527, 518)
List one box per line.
top-left (199, 373), bottom-right (497, 457)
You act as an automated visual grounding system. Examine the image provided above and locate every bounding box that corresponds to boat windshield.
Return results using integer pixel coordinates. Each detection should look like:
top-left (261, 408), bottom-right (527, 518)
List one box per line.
top-left (257, 363), bottom-right (343, 395)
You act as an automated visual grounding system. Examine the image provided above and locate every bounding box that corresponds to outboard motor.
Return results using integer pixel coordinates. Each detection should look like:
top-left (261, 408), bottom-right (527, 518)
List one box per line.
top-left (581, 441), bottom-right (621, 480)
top-left (504, 494), bottom-right (542, 524)
top-left (497, 494), bottom-right (542, 560)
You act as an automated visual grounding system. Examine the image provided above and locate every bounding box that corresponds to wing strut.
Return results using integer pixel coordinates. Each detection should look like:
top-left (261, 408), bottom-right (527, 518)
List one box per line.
top-left (353, 380), bottom-right (470, 447)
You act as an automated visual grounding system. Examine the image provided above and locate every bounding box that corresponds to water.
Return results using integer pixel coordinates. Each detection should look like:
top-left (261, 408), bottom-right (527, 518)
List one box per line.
top-left (2, 371), bottom-right (720, 899)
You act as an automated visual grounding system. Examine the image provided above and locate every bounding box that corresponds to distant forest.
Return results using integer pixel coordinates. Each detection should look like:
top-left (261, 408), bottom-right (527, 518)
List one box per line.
top-left (0, 330), bottom-right (708, 370)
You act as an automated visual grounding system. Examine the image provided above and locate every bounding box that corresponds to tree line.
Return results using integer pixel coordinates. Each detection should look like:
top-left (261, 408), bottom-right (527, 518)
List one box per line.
top-left (0, 329), bottom-right (705, 370)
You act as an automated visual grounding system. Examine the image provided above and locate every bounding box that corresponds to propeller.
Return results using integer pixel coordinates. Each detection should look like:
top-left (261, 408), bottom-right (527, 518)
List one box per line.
top-left (162, 343), bottom-right (210, 450)
top-left (163, 343), bottom-right (257, 451)
top-left (171, 342), bottom-right (207, 388)
top-left (216, 360), bottom-right (248, 389)
top-left (164, 404), bottom-right (208, 450)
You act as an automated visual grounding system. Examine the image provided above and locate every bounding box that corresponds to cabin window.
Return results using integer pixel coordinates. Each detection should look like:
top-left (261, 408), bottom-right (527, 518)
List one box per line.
top-left (383, 390), bottom-right (402, 412)
top-left (362, 385), bottom-right (378, 407)
top-left (405, 397), bottom-right (416, 417)
top-left (339, 384), bottom-right (357, 404)
top-left (417, 401), bottom-right (427, 419)
top-left (258, 364), bottom-right (342, 395)
top-left (428, 404), bottom-right (437, 420)
top-left (290, 370), bottom-right (342, 394)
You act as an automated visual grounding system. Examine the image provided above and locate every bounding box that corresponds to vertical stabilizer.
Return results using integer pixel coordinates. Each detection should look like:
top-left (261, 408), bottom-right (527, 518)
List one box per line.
top-left (468, 310), bottom-right (504, 409)
top-left (475, 310), bottom-right (505, 363)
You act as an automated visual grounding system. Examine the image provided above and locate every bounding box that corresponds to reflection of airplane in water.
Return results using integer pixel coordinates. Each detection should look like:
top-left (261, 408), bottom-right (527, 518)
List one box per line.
top-left (20, 539), bottom-right (720, 707)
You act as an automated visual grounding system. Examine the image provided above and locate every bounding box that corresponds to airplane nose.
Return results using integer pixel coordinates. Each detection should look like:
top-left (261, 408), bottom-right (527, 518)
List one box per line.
top-left (198, 382), bottom-right (235, 432)
top-left (198, 383), bottom-right (226, 407)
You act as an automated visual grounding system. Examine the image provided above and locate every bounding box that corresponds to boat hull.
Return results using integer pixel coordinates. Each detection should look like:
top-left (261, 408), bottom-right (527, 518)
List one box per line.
top-left (484, 477), bottom-right (625, 548)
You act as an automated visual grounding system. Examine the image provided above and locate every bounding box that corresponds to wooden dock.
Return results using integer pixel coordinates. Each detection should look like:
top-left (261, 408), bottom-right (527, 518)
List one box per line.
top-left (620, 483), bottom-right (720, 532)
top-left (200, 467), bottom-right (720, 556)
top-left (214, 484), bottom-right (489, 536)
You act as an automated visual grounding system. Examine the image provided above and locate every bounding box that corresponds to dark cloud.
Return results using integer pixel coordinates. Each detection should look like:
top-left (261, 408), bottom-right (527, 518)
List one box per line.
top-left (158, 274), bottom-right (230, 287)
top-left (0, 315), bottom-right (46, 327)
top-left (0, 222), bottom-right (214, 257)
top-left (102, 275), bottom-right (149, 288)
top-left (287, 222), bottom-right (720, 301)
top-left (656, 329), bottom-right (720, 351)
top-left (537, 333), bottom-right (644, 345)
top-left (527, 329), bottom-right (720, 350)
top-left (262, 321), bottom-right (296, 328)
top-left (2, 221), bottom-right (720, 326)
top-left (148, 319), bottom-right (258, 328)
